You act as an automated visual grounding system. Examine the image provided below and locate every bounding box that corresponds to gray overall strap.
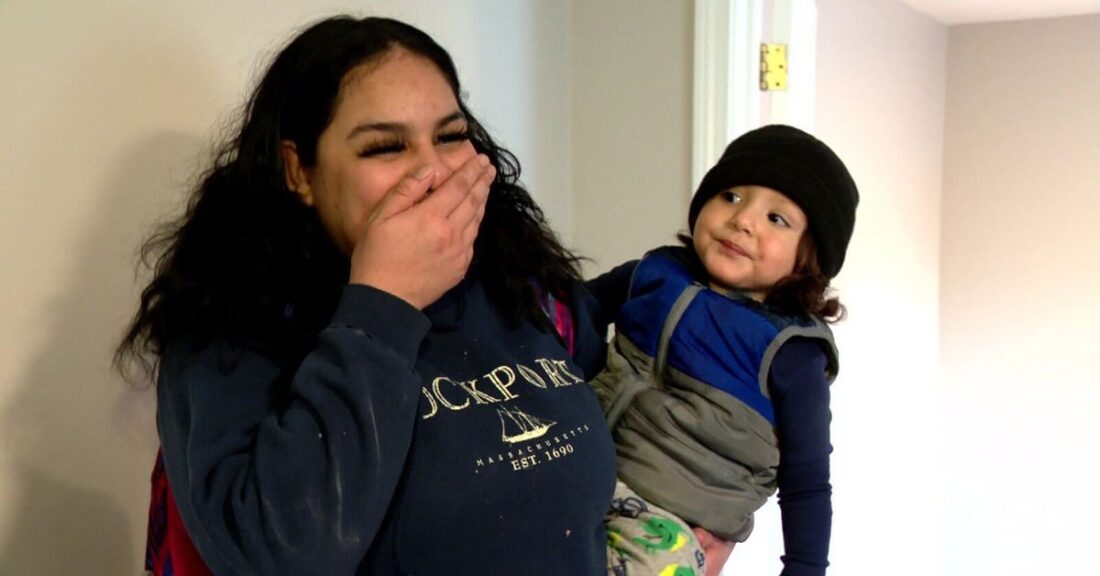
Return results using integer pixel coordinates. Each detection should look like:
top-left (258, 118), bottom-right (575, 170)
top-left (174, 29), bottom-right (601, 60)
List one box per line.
top-left (653, 284), bottom-right (704, 382)
top-left (603, 283), bottom-right (704, 429)
top-left (757, 316), bottom-right (839, 398)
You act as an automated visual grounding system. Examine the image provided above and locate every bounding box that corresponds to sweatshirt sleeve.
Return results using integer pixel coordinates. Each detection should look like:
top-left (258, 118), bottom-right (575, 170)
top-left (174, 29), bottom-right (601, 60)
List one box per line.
top-left (156, 284), bottom-right (431, 576)
top-left (769, 338), bottom-right (833, 576)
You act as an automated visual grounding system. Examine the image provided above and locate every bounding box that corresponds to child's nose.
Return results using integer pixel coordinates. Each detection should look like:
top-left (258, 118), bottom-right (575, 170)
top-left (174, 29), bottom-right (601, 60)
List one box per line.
top-left (730, 208), bottom-right (757, 233)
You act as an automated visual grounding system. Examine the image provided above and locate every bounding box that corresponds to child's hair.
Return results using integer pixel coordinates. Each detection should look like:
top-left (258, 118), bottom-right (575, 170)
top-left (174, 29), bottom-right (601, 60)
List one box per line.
top-left (765, 234), bottom-right (845, 321)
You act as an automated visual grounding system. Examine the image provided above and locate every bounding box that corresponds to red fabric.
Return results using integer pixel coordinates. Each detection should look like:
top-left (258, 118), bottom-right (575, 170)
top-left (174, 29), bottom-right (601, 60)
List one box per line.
top-left (165, 480), bottom-right (213, 575)
top-left (146, 449), bottom-right (213, 576)
top-left (552, 296), bottom-right (575, 356)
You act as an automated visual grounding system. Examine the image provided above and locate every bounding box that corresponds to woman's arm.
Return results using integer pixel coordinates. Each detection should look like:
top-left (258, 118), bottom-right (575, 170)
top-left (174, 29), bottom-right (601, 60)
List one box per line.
top-left (770, 338), bottom-right (833, 576)
top-left (158, 284), bottom-right (429, 576)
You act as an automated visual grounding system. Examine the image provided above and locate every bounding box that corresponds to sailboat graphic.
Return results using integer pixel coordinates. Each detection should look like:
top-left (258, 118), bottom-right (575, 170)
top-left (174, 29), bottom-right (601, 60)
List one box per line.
top-left (497, 406), bottom-right (556, 444)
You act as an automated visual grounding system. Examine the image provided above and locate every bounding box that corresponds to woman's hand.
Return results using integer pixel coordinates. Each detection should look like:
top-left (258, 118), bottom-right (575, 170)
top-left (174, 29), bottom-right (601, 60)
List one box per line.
top-left (693, 526), bottom-right (736, 576)
top-left (349, 154), bottom-right (495, 309)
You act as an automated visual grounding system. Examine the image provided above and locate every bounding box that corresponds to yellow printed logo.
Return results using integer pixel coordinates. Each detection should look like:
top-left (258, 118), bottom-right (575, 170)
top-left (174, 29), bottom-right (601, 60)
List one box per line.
top-left (419, 357), bottom-right (584, 420)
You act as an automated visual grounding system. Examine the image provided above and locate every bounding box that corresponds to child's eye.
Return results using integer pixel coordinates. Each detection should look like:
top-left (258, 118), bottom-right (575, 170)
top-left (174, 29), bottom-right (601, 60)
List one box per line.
top-left (358, 138), bottom-right (405, 158)
top-left (769, 213), bottom-right (791, 227)
top-left (720, 190), bottom-right (742, 204)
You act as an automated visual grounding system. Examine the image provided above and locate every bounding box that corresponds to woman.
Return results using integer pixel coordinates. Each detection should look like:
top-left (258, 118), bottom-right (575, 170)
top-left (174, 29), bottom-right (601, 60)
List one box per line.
top-left (117, 16), bottom-right (616, 575)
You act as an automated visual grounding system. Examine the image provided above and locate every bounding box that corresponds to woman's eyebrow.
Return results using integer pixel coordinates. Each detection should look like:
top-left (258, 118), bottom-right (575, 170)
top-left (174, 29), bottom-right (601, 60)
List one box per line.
top-left (345, 110), bottom-right (466, 141)
top-left (435, 110), bottom-right (466, 129)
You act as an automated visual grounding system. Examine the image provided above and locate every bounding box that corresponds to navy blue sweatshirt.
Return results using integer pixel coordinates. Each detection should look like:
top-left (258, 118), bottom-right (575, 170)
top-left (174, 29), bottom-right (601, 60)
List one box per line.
top-left (157, 274), bottom-right (618, 575)
top-left (588, 257), bottom-right (833, 576)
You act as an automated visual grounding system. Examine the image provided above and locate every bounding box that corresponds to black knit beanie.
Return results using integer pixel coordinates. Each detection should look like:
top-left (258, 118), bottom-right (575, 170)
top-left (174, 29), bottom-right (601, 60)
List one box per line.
top-left (688, 124), bottom-right (859, 278)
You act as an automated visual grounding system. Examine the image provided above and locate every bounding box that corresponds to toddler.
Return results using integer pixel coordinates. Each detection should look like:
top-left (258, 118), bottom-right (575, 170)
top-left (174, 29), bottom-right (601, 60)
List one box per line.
top-left (591, 124), bottom-right (858, 576)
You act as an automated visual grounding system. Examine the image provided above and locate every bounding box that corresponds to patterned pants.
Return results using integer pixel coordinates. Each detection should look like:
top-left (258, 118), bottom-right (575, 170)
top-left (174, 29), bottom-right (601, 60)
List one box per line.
top-left (606, 480), bottom-right (706, 576)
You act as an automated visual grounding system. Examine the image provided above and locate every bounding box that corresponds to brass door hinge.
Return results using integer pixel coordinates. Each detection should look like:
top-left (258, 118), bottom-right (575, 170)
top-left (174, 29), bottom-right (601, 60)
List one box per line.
top-left (760, 43), bottom-right (788, 91)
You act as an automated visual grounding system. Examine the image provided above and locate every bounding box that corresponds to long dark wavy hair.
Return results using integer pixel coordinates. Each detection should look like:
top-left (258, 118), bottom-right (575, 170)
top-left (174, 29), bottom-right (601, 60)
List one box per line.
top-left (116, 16), bottom-right (583, 378)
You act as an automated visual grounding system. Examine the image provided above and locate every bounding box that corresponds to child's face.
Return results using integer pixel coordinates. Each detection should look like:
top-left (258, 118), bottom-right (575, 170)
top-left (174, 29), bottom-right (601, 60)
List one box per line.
top-left (692, 185), bottom-right (807, 301)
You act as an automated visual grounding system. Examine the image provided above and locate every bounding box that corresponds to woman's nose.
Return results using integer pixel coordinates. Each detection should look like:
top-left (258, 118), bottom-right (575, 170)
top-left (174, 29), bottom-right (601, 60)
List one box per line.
top-left (416, 145), bottom-right (454, 189)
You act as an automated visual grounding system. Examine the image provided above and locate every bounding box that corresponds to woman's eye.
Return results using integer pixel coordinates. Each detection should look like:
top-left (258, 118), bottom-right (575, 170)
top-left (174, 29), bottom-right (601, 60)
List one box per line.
top-left (358, 140), bottom-right (405, 158)
top-left (437, 129), bottom-right (470, 145)
top-left (769, 213), bottom-right (791, 227)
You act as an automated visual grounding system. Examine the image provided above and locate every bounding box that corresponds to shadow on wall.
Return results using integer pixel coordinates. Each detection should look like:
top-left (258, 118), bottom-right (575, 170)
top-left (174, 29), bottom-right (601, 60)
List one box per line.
top-left (1, 469), bottom-right (134, 575)
top-left (0, 132), bottom-right (203, 575)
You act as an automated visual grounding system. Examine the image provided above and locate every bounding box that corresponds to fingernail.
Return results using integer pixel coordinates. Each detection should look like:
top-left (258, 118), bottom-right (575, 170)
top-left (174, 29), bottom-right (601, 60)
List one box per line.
top-left (412, 165), bottom-right (432, 180)
top-left (478, 155), bottom-right (490, 168)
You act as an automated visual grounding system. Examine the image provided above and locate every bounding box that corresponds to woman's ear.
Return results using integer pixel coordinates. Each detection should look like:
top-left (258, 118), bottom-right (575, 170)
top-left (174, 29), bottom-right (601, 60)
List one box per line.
top-left (280, 141), bottom-right (314, 206)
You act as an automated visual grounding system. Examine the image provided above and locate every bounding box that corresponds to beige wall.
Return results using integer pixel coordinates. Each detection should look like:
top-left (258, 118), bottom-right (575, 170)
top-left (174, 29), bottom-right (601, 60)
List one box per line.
top-left (568, 1), bottom-right (695, 274)
top-left (941, 15), bottom-right (1100, 575)
top-left (0, 1), bottom-right (568, 573)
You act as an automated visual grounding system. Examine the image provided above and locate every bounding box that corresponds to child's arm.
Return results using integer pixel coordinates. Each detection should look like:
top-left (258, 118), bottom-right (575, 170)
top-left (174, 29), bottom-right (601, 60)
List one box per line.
top-left (770, 338), bottom-right (834, 576)
top-left (584, 259), bottom-right (638, 330)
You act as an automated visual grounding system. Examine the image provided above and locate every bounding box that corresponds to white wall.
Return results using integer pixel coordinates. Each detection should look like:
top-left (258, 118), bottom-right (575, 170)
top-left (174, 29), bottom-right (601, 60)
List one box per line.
top-left (940, 15), bottom-right (1100, 576)
top-left (0, 1), bottom-right (568, 573)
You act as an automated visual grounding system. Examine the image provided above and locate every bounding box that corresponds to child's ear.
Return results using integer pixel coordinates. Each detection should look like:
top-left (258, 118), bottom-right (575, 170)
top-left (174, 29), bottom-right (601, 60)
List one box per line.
top-left (280, 141), bottom-right (314, 207)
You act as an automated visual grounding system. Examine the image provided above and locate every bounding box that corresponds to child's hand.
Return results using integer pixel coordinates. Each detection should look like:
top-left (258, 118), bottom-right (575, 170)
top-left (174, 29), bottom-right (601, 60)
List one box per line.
top-left (693, 526), bottom-right (735, 576)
